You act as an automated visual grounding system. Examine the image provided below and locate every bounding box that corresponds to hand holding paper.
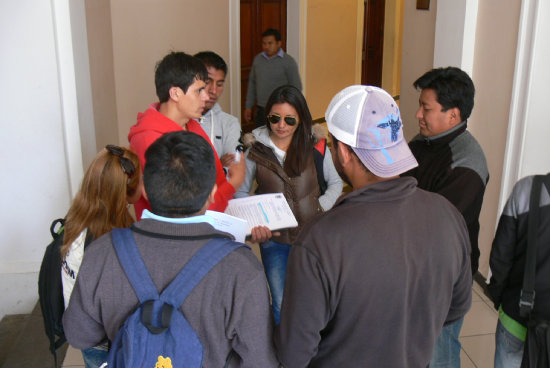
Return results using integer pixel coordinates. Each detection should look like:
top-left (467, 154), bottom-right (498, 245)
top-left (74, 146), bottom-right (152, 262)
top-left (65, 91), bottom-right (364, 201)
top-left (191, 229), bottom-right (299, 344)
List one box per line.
top-left (225, 193), bottom-right (298, 235)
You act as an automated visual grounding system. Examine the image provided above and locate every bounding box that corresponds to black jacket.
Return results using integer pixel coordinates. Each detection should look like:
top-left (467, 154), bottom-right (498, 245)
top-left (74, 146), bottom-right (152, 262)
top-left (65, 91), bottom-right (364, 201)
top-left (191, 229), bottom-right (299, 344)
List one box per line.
top-left (403, 121), bottom-right (489, 275)
top-left (488, 175), bottom-right (550, 324)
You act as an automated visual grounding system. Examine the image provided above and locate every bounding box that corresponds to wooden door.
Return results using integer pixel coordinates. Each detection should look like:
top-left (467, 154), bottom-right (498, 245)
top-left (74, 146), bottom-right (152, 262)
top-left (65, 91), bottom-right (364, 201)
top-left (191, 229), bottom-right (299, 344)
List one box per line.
top-left (362, 0), bottom-right (385, 86)
top-left (240, 0), bottom-right (287, 133)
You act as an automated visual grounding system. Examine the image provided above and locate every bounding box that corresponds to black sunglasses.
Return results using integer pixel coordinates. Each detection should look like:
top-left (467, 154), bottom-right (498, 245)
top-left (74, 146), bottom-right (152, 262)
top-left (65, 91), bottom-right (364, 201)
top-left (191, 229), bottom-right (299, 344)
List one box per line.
top-left (267, 114), bottom-right (298, 126)
top-left (105, 145), bottom-right (136, 177)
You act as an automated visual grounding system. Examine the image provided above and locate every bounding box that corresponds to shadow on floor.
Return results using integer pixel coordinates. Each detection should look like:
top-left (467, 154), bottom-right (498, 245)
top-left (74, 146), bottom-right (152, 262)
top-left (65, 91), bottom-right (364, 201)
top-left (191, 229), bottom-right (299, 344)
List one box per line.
top-left (0, 302), bottom-right (67, 368)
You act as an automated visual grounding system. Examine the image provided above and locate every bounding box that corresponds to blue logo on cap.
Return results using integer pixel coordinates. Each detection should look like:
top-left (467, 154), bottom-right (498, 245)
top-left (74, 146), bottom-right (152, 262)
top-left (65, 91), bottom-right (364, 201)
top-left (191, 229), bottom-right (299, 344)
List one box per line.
top-left (377, 116), bottom-right (402, 142)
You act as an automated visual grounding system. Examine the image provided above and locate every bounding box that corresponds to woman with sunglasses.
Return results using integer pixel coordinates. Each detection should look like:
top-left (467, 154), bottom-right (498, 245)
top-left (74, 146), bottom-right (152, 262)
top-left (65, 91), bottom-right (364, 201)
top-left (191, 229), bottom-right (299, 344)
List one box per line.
top-left (236, 85), bottom-right (343, 324)
top-left (61, 145), bottom-right (142, 367)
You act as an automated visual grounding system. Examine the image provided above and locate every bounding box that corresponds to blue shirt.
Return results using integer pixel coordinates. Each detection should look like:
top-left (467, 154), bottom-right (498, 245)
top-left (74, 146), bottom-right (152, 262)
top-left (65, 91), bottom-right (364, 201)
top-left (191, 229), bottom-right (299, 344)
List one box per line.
top-left (141, 209), bottom-right (215, 226)
top-left (261, 48), bottom-right (284, 60)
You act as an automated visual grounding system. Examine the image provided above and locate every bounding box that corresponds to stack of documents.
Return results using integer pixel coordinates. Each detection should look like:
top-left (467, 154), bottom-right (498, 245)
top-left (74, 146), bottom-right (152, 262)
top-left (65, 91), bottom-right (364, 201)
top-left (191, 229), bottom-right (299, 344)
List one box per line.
top-left (206, 193), bottom-right (298, 242)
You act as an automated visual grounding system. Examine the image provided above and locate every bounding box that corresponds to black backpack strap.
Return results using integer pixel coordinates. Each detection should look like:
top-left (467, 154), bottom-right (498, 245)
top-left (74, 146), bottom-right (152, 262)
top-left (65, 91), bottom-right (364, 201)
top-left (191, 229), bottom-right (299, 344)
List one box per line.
top-left (41, 218), bottom-right (67, 367)
top-left (49, 218), bottom-right (65, 238)
top-left (313, 138), bottom-right (328, 195)
top-left (519, 175), bottom-right (543, 318)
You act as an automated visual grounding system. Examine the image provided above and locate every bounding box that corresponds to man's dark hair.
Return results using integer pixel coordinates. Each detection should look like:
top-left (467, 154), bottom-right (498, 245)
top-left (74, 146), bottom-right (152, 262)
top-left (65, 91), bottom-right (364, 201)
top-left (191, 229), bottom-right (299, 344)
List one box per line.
top-left (194, 51), bottom-right (228, 76)
top-left (144, 131), bottom-right (216, 217)
top-left (262, 28), bottom-right (281, 41)
top-left (155, 52), bottom-right (208, 103)
top-left (329, 134), bottom-right (369, 174)
top-left (413, 66), bottom-right (475, 121)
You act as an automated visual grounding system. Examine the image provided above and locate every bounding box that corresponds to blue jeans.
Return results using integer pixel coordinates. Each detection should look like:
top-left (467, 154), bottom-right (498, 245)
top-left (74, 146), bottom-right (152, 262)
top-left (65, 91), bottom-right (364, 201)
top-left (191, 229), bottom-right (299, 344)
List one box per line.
top-left (494, 319), bottom-right (524, 368)
top-left (259, 240), bottom-right (290, 325)
top-left (82, 346), bottom-right (108, 368)
top-left (430, 317), bottom-right (464, 367)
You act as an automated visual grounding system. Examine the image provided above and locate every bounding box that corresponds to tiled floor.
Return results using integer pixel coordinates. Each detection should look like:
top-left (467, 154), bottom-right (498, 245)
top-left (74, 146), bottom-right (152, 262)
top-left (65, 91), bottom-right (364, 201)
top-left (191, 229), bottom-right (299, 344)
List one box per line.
top-left (460, 282), bottom-right (498, 368)
top-left (62, 282), bottom-right (498, 367)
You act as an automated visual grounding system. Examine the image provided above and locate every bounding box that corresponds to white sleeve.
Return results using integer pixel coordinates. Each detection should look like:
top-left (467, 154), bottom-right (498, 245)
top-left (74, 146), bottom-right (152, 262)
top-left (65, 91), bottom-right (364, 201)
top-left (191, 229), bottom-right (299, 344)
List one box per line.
top-left (221, 114), bottom-right (242, 157)
top-left (318, 148), bottom-right (343, 211)
top-left (234, 150), bottom-right (256, 198)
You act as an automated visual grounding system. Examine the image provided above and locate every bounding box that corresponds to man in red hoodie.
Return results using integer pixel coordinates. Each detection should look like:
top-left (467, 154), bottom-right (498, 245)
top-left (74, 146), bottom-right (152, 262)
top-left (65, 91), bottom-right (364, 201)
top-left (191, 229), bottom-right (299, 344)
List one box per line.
top-left (128, 52), bottom-right (245, 219)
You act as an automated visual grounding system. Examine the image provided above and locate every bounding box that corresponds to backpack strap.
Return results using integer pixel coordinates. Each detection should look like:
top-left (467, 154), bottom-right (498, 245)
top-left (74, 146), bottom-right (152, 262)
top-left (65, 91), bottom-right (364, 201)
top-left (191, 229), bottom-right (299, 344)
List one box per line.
top-left (112, 228), bottom-right (246, 335)
top-left (161, 238), bottom-right (245, 307)
top-left (49, 218), bottom-right (65, 238)
top-left (519, 175), bottom-right (544, 317)
top-left (314, 138), bottom-right (326, 156)
top-left (111, 228), bottom-right (159, 303)
top-left (313, 138), bottom-right (328, 195)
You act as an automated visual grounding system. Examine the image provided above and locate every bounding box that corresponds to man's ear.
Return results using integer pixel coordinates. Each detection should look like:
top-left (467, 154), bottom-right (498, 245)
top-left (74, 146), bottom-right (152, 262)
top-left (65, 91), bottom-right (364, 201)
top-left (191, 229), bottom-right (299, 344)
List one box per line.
top-left (142, 183), bottom-right (149, 202)
top-left (208, 184), bottom-right (217, 205)
top-left (169, 86), bottom-right (181, 102)
top-left (449, 107), bottom-right (462, 125)
top-left (337, 142), bottom-right (352, 166)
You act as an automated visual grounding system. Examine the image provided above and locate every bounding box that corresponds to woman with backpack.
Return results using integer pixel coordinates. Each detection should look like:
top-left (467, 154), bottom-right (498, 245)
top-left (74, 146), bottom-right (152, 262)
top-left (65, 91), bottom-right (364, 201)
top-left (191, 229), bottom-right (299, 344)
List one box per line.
top-left (236, 85), bottom-right (343, 324)
top-left (60, 145), bottom-right (141, 367)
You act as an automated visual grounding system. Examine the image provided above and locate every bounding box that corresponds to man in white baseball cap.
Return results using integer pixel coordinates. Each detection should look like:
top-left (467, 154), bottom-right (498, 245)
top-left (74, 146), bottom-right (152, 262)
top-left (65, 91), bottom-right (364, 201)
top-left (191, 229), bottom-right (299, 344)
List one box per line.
top-left (274, 85), bottom-right (472, 367)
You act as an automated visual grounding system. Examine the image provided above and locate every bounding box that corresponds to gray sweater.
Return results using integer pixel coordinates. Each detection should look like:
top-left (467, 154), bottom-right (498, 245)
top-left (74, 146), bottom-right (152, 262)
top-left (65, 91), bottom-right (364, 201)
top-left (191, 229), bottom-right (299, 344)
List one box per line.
top-left (245, 51), bottom-right (302, 108)
top-left (63, 219), bottom-right (279, 367)
top-left (275, 177), bottom-right (472, 367)
top-left (199, 103), bottom-right (241, 159)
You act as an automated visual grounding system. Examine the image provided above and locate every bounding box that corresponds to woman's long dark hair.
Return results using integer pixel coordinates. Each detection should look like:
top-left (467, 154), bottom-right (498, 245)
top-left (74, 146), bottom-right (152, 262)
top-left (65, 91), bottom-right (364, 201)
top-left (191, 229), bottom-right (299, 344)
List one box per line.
top-left (265, 85), bottom-right (313, 177)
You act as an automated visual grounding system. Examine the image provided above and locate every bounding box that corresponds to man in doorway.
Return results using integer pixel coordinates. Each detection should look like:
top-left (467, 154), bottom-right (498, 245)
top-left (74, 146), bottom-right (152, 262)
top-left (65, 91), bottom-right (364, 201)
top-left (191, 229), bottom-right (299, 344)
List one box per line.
top-left (403, 66), bottom-right (489, 367)
top-left (275, 85), bottom-right (472, 367)
top-left (194, 51), bottom-right (242, 168)
top-left (128, 52), bottom-right (245, 219)
top-left (64, 131), bottom-right (280, 367)
top-left (244, 28), bottom-right (302, 127)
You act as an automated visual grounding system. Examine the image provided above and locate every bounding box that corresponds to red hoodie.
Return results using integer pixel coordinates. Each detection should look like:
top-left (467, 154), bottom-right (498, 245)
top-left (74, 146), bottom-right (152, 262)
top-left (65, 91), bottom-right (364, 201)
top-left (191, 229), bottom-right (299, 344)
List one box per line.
top-left (128, 103), bottom-right (235, 219)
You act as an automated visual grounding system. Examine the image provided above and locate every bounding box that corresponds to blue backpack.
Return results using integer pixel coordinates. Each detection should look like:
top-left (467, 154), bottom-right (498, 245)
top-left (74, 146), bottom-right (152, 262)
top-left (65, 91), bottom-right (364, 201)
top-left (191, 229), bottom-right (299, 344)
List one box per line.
top-left (104, 228), bottom-right (246, 368)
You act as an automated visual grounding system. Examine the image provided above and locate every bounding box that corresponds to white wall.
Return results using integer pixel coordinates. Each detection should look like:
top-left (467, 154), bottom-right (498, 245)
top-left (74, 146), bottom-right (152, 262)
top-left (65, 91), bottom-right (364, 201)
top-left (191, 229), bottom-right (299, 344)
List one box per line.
top-left (0, 0), bottom-right (83, 319)
top-left (500, 0), bottom-right (550, 207)
top-left (433, 0), bottom-right (478, 75)
top-left (69, 0), bottom-right (97, 168)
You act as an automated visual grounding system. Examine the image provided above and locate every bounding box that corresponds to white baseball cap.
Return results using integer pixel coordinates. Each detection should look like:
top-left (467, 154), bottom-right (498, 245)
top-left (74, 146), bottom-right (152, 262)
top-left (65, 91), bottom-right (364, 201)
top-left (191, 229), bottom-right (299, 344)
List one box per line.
top-left (325, 85), bottom-right (418, 177)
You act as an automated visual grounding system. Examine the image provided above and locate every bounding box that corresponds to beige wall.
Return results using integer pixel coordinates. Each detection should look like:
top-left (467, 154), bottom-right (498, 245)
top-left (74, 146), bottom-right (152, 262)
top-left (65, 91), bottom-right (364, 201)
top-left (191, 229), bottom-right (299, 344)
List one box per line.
top-left (381, 0), bottom-right (404, 99)
top-left (305, 0), bottom-right (363, 119)
top-left (95, 0), bottom-right (232, 146)
top-left (470, 0), bottom-right (521, 277)
top-left (399, 0), bottom-right (437, 140)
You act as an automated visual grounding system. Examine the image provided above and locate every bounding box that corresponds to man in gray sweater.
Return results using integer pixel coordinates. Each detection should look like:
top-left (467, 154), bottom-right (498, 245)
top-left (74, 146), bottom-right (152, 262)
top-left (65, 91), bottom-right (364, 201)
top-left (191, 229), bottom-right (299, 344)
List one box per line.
top-left (63, 131), bottom-right (279, 367)
top-left (195, 51), bottom-right (242, 168)
top-left (244, 28), bottom-right (302, 127)
top-left (274, 86), bottom-right (472, 367)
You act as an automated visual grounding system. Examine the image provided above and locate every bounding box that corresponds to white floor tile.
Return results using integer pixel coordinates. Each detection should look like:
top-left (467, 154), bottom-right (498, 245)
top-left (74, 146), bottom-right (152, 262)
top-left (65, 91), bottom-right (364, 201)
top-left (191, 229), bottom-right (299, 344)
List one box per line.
top-left (472, 287), bottom-right (482, 302)
top-left (62, 345), bottom-right (84, 367)
top-left (461, 300), bottom-right (498, 337)
top-left (461, 333), bottom-right (495, 368)
top-left (460, 348), bottom-right (477, 368)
